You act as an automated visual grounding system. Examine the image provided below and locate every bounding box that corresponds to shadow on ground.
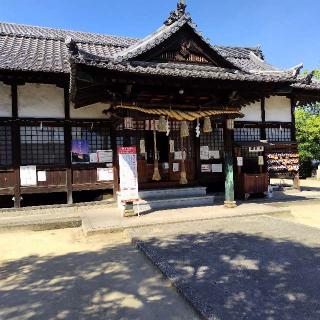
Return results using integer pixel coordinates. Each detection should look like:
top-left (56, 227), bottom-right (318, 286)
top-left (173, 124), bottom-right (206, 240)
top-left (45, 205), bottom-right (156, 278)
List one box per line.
top-left (135, 229), bottom-right (320, 320)
top-left (0, 242), bottom-right (197, 320)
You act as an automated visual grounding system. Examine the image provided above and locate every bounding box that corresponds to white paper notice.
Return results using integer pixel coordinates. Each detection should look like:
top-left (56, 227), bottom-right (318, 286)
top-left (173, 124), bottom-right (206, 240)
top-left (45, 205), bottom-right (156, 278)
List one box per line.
top-left (140, 139), bottom-right (146, 154)
top-left (212, 150), bottom-right (220, 159)
top-left (200, 146), bottom-right (209, 160)
top-left (201, 164), bottom-right (211, 173)
top-left (258, 156), bottom-right (264, 166)
top-left (237, 157), bottom-right (244, 167)
top-left (37, 171), bottom-right (47, 182)
top-left (174, 151), bottom-right (182, 160)
top-left (212, 164), bottom-right (223, 173)
top-left (163, 162), bottom-right (169, 170)
top-left (97, 168), bottom-right (114, 181)
top-left (173, 163), bottom-right (180, 172)
top-left (90, 153), bottom-right (98, 163)
top-left (97, 150), bottom-right (113, 163)
top-left (20, 166), bottom-right (37, 186)
top-left (169, 140), bottom-right (175, 153)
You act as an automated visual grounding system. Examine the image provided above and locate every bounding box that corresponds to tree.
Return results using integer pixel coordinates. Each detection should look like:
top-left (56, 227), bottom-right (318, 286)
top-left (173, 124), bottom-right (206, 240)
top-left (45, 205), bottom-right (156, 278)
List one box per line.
top-left (295, 69), bottom-right (320, 161)
top-left (314, 70), bottom-right (320, 80)
top-left (295, 107), bottom-right (320, 161)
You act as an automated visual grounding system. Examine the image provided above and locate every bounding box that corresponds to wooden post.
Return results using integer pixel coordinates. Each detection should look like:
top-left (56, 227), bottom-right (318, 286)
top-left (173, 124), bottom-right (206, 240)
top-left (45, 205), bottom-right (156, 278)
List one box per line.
top-left (293, 173), bottom-right (301, 191)
top-left (11, 83), bottom-right (21, 208)
top-left (64, 86), bottom-right (73, 204)
top-left (290, 97), bottom-right (296, 141)
top-left (110, 122), bottom-right (119, 200)
top-left (260, 98), bottom-right (266, 140)
top-left (223, 119), bottom-right (236, 208)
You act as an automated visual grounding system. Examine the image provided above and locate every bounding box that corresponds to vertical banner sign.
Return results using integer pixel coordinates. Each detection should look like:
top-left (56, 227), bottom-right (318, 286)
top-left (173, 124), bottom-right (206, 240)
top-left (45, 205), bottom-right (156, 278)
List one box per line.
top-left (118, 147), bottom-right (139, 201)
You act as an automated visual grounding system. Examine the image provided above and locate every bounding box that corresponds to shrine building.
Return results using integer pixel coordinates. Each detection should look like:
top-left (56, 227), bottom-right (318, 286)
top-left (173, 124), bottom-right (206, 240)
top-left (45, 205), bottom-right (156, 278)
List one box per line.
top-left (1, 1), bottom-right (320, 209)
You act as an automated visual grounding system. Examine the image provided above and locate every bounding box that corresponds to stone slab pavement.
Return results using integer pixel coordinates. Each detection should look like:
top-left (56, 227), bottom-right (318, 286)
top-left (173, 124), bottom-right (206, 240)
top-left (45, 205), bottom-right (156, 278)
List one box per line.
top-left (128, 216), bottom-right (320, 320)
top-left (0, 201), bottom-right (290, 234)
top-left (81, 203), bottom-right (292, 236)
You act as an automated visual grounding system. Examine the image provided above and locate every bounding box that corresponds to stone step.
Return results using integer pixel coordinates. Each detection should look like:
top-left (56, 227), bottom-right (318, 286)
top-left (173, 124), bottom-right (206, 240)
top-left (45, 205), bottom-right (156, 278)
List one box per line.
top-left (133, 195), bottom-right (215, 214)
top-left (138, 187), bottom-right (207, 200)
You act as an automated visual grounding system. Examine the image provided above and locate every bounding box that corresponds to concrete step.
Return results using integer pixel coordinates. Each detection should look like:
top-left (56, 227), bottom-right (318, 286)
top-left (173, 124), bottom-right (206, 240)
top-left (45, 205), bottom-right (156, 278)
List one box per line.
top-left (138, 187), bottom-right (207, 200)
top-left (0, 215), bottom-right (81, 232)
top-left (133, 195), bottom-right (215, 214)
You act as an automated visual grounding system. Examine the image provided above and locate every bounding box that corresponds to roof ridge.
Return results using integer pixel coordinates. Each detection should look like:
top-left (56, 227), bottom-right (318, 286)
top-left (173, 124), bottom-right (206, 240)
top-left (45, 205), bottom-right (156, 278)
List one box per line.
top-left (0, 21), bottom-right (138, 47)
top-left (0, 31), bottom-right (132, 48)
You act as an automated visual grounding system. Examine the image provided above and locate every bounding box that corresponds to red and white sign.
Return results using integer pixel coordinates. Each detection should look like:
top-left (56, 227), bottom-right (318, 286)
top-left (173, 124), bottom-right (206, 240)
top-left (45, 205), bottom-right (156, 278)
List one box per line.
top-left (118, 147), bottom-right (139, 201)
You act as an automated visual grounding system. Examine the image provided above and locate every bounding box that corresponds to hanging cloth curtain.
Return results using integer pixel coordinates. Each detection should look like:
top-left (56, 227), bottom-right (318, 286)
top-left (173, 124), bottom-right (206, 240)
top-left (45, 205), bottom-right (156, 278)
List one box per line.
top-left (152, 120), bottom-right (161, 181)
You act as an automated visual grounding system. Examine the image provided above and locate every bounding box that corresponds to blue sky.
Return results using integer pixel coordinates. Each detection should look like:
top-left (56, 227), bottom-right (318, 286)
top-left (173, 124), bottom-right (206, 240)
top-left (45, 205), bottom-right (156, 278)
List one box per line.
top-left (1, 0), bottom-right (319, 71)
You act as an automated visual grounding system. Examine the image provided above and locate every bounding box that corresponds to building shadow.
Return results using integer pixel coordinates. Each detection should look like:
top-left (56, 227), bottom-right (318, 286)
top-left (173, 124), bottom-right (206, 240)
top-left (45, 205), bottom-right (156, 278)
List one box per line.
top-left (135, 230), bottom-right (320, 320)
top-left (0, 242), bottom-right (197, 320)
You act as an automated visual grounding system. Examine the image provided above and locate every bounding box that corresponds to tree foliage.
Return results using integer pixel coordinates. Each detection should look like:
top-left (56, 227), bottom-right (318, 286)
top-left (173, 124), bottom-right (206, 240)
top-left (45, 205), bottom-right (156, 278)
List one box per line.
top-left (295, 69), bottom-right (320, 161)
top-left (295, 107), bottom-right (320, 160)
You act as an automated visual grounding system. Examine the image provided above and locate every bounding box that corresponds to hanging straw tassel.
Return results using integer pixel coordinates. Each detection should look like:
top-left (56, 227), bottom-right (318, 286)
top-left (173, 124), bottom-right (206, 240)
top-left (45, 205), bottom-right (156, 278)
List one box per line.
top-left (180, 121), bottom-right (189, 138)
top-left (203, 117), bottom-right (212, 133)
top-left (158, 116), bottom-right (167, 132)
top-left (180, 138), bottom-right (188, 185)
top-left (152, 120), bottom-right (161, 181)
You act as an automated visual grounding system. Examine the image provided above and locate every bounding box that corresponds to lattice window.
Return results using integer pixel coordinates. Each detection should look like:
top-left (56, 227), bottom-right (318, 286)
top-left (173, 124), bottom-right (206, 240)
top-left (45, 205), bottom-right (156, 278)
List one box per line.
top-left (0, 125), bottom-right (12, 167)
top-left (170, 121), bottom-right (194, 158)
top-left (266, 127), bottom-right (291, 142)
top-left (115, 122), bottom-right (124, 148)
top-left (129, 121), bottom-right (146, 160)
top-left (239, 146), bottom-right (264, 174)
top-left (200, 127), bottom-right (224, 152)
top-left (72, 126), bottom-right (111, 153)
top-left (20, 126), bottom-right (65, 165)
top-left (234, 128), bottom-right (260, 142)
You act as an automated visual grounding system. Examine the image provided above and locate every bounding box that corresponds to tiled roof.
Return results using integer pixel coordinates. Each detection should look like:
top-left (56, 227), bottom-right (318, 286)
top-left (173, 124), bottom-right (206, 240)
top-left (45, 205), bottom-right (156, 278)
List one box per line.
top-left (0, 22), bottom-right (137, 46)
top-left (0, 19), bottom-right (314, 92)
top-left (292, 78), bottom-right (320, 91)
top-left (0, 21), bottom-right (280, 75)
top-left (0, 22), bottom-right (138, 73)
top-left (72, 49), bottom-right (297, 83)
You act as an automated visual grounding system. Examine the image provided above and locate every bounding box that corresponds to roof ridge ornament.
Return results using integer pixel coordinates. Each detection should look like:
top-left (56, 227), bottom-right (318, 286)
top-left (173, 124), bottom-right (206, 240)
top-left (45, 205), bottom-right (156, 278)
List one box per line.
top-left (65, 36), bottom-right (78, 55)
top-left (164, 0), bottom-right (188, 26)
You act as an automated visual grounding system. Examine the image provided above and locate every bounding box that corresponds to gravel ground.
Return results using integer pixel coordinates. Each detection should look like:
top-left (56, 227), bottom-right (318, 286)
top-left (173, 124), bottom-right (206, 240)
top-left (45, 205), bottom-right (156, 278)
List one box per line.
top-left (130, 216), bottom-right (320, 320)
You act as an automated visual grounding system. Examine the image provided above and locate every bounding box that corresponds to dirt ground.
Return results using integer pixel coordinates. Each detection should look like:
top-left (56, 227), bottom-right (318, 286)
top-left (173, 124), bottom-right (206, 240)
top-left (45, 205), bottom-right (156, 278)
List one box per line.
top-left (0, 229), bottom-right (199, 320)
top-left (277, 200), bottom-right (320, 228)
top-left (1, 179), bottom-right (320, 320)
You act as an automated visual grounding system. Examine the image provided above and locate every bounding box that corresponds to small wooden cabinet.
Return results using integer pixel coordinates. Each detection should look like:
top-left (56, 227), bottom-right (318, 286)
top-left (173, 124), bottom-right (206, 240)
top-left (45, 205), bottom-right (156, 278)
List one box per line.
top-left (237, 173), bottom-right (268, 199)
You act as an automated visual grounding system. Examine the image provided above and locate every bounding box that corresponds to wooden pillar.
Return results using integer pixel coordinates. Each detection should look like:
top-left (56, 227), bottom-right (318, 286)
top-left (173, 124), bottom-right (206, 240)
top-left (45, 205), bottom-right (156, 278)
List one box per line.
top-left (290, 96), bottom-right (300, 190)
top-left (110, 122), bottom-right (119, 200)
top-left (223, 119), bottom-right (237, 208)
top-left (260, 98), bottom-right (266, 140)
top-left (11, 83), bottom-right (21, 208)
top-left (290, 97), bottom-right (296, 141)
top-left (194, 120), bottom-right (201, 182)
top-left (64, 86), bottom-right (73, 204)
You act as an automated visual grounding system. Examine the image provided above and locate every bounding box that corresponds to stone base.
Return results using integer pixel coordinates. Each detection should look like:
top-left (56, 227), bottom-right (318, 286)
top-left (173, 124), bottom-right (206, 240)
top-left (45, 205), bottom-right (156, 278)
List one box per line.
top-left (122, 202), bottom-right (137, 218)
top-left (224, 200), bottom-right (237, 208)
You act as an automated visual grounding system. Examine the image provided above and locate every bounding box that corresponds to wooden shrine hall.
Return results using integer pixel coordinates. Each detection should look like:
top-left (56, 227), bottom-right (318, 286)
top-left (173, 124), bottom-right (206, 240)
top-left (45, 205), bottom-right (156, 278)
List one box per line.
top-left (1, 0), bottom-right (320, 209)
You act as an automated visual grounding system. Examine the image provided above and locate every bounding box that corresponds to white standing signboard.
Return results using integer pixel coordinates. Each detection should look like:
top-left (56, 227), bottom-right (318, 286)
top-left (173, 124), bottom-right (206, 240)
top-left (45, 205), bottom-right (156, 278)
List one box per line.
top-left (118, 147), bottom-right (139, 201)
